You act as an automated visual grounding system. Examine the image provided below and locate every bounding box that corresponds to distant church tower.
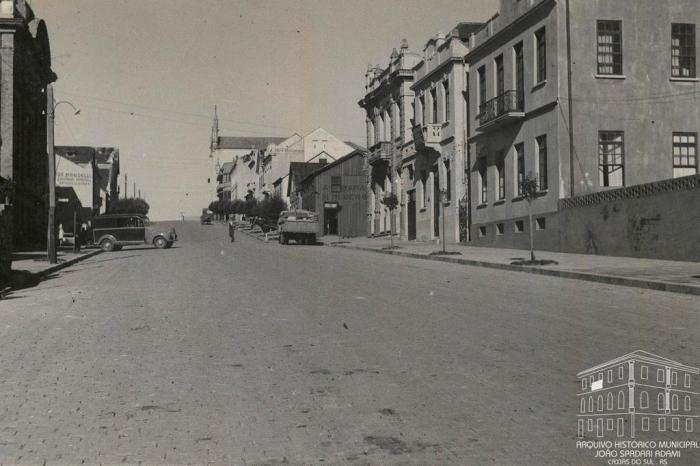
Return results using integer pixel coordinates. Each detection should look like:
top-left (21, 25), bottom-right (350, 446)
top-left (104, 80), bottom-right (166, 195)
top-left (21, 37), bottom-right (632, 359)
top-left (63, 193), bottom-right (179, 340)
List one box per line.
top-left (209, 105), bottom-right (220, 201)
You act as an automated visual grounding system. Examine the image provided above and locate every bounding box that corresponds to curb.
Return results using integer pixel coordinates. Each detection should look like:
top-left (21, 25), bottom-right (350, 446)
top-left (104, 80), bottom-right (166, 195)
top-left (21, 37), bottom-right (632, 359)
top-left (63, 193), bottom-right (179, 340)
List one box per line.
top-left (34, 249), bottom-right (104, 279)
top-left (330, 244), bottom-right (700, 297)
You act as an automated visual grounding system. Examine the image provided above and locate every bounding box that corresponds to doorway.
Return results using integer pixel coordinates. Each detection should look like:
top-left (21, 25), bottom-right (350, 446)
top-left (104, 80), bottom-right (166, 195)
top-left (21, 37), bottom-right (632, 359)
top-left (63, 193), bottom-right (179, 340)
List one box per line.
top-left (407, 190), bottom-right (416, 240)
top-left (324, 207), bottom-right (338, 235)
top-left (432, 166), bottom-right (440, 239)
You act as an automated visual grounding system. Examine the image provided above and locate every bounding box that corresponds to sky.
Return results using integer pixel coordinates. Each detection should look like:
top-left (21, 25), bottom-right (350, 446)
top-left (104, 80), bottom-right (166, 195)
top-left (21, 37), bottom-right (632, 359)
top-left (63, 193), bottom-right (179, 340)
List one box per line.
top-left (31, 0), bottom-right (497, 220)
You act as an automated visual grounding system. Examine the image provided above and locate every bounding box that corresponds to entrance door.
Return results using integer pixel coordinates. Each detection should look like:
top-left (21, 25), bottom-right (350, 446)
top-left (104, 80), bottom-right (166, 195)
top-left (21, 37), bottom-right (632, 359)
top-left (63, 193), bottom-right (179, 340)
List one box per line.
top-left (433, 167), bottom-right (440, 239)
top-left (324, 207), bottom-right (338, 235)
top-left (407, 190), bottom-right (416, 240)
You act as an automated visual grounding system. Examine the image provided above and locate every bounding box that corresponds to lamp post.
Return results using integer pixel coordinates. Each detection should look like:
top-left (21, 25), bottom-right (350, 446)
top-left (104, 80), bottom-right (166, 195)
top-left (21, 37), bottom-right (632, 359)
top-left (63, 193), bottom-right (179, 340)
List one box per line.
top-left (47, 84), bottom-right (81, 264)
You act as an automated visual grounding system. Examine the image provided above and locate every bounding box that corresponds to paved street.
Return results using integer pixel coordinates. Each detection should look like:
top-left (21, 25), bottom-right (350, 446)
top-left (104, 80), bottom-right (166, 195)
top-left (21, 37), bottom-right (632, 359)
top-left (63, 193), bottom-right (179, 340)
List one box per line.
top-left (0, 221), bottom-right (698, 465)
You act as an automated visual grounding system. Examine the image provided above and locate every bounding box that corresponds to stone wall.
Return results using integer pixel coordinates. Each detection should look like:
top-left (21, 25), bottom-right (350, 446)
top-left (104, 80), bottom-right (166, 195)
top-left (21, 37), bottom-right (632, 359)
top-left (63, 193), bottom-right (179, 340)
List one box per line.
top-left (558, 175), bottom-right (700, 261)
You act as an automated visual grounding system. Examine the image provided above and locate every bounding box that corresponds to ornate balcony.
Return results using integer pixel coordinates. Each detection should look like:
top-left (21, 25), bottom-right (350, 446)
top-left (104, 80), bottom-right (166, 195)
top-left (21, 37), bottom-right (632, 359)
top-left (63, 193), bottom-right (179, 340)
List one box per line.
top-left (412, 123), bottom-right (442, 152)
top-left (477, 90), bottom-right (524, 131)
top-left (367, 141), bottom-right (393, 165)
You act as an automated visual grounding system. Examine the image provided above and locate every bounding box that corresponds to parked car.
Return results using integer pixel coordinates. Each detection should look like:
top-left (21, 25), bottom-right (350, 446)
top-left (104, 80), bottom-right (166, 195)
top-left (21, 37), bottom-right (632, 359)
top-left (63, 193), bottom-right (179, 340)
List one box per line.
top-left (200, 209), bottom-right (213, 225)
top-left (277, 210), bottom-right (318, 245)
top-left (92, 213), bottom-right (178, 252)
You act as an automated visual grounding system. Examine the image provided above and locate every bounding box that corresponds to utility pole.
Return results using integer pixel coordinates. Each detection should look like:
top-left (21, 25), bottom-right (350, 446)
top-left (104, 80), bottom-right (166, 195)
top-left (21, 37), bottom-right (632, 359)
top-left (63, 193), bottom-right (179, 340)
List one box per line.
top-left (133, 182), bottom-right (136, 198)
top-left (138, 189), bottom-right (141, 199)
top-left (124, 174), bottom-right (127, 199)
top-left (46, 84), bottom-right (57, 264)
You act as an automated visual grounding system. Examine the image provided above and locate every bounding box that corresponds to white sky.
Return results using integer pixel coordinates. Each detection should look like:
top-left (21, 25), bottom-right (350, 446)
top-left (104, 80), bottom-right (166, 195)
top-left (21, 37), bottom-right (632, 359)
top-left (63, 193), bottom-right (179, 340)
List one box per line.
top-left (31, 0), bottom-right (497, 220)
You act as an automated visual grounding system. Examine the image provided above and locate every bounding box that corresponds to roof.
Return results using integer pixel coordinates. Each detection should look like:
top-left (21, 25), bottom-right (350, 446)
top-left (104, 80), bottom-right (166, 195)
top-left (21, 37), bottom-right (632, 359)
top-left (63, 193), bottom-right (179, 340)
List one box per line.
top-left (577, 350), bottom-right (699, 377)
top-left (217, 136), bottom-right (287, 150)
top-left (452, 22), bottom-right (486, 40)
top-left (55, 146), bottom-right (95, 165)
top-left (299, 149), bottom-right (366, 185)
top-left (344, 141), bottom-right (366, 152)
top-left (219, 161), bottom-right (235, 174)
top-left (287, 162), bottom-right (321, 196)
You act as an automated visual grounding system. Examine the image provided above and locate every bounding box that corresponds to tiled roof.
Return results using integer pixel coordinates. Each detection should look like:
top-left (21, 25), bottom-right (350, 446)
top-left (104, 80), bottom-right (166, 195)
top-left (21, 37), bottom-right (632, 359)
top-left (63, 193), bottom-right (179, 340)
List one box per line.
top-left (217, 136), bottom-right (286, 150)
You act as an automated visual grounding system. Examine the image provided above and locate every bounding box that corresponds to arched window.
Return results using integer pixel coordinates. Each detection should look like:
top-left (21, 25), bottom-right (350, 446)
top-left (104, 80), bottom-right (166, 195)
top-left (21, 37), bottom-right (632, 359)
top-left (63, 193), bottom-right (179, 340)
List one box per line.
top-left (658, 393), bottom-right (665, 410)
top-left (588, 396), bottom-right (594, 412)
top-left (672, 394), bottom-right (679, 411)
top-left (685, 396), bottom-right (691, 411)
top-left (597, 395), bottom-right (604, 411)
top-left (618, 391), bottom-right (625, 409)
top-left (581, 398), bottom-right (586, 413)
top-left (640, 391), bottom-right (649, 409)
top-left (607, 393), bottom-right (614, 410)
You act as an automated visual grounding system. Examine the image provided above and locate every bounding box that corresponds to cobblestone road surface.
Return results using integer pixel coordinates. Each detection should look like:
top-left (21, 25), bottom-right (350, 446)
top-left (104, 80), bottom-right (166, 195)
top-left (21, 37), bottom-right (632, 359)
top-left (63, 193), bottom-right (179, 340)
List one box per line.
top-left (0, 221), bottom-right (698, 465)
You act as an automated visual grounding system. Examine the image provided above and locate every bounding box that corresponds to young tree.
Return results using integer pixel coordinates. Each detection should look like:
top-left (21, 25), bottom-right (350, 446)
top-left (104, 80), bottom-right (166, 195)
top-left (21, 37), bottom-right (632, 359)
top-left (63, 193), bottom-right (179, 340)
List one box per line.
top-left (520, 173), bottom-right (539, 262)
top-left (107, 198), bottom-right (150, 215)
top-left (381, 192), bottom-right (399, 249)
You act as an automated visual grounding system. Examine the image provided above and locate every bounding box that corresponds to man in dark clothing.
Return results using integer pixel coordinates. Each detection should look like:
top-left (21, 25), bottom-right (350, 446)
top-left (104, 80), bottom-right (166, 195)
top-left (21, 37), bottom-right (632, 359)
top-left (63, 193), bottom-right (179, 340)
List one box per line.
top-left (228, 219), bottom-right (235, 242)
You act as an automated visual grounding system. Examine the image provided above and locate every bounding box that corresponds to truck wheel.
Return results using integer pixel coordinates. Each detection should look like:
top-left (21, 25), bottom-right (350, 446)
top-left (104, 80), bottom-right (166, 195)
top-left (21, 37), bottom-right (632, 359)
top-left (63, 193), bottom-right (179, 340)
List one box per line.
top-left (100, 238), bottom-right (115, 252)
top-left (154, 237), bottom-right (168, 249)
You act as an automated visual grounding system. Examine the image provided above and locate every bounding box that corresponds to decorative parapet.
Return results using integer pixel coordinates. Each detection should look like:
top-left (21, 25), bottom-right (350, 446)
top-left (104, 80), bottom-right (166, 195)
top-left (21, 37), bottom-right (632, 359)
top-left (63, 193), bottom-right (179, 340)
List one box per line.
top-left (559, 175), bottom-right (700, 209)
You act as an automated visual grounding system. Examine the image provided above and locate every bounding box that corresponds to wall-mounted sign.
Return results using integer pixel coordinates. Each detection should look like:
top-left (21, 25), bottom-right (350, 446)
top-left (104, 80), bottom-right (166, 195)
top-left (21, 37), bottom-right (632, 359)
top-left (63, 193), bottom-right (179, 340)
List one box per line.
top-left (324, 202), bottom-right (339, 209)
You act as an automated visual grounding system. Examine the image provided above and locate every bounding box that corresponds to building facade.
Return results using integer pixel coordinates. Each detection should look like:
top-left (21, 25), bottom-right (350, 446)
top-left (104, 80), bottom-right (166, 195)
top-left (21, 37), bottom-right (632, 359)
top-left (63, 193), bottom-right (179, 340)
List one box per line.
top-left (0, 0), bottom-right (56, 279)
top-left (298, 150), bottom-right (368, 238)
top-left (359, 40), bottom-right (421, 239)
top-left (467, 0), bottom-right (700, 251)
top-left (577, 350), bottom-right (699, 439)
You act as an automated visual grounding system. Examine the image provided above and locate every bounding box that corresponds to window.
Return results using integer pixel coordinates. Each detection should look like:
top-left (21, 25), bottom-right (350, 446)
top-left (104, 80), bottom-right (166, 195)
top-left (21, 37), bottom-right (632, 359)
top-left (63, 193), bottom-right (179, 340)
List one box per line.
top-left (478, 66), bottom-right (486, 107)
top-left (420, 95), bottom-right (426, 126)
top-left (672, 371), bottom-right (678, 385)
top-left (479, 162), bottom-right (488, 204)
top-left (588, 396), bottom-right (594, 412)
top-left (687, 418), bottom-right (694, 433)
top-left (599, 131), bottom-right (624, 187)
top-left (580, 398), bottom-right (586, 413)
top-left (673, 132), bottom-right (698, 177)
top-left (641, 366), bottom-right (648, 380)
top-left (515, 220), bottom-right (524, 233)
top-left (497, 159), bottom-right (505, 200)
top-left (685, 395), bottom-right (691, 411)
top-left (535, 27), bottom-right (546, 83)
top-left (672, 24), bottom-right (696, 78)
top-left (421, 170), bottom-right (428, 207)
top-left (478, 226), bottom-right (486, 237)
top-left (495, 55), bottom-right (504, 98)
top-left (496, 223), bottom-right (504, 235)
top-left (640, 391), bottom-right (649, 409)
top-left (607, 393), bottom-right (614, 410)
top-left (607, 419), bottom-right (614, 431)
top-left (658, 393), bottom-right (665, 410)
top-left (431, 88), bottom-right (438, 124)
top-left (536, 217), bottom-right (546, 230)
top-left (514, 42), bottom-right (524, 106)
top-left (685, 374), bottom-right (692, 388)
top-left (597, 20), bottom-right (623, 75)
top-left (582, 378), bottom-right (588, 390)
top-left (597, 395), bottom-right (603, 411)
top-left (658, 369), bottom-right (665, 383)
top-left (443, 80), bottom-right (450, 122)
top-left (672, 417), bottom-right (680, 431)
top-left (642, 417), bottom-right (650, 431)
top-left (331, 176), bottom-right (341, 193)
top-left (607, 369), bottom-right (613, 383)
top-left (659, 418), bottom-right (667, 431)
top-left (536, 135), bottom-right (548, 190)
top-left (618, 391), bottom-right (625, 409)
top-left (672, 394), bottom-right (679, 411)
top-left (515, 143), bottom-right (525, 196)
top-left (619, 366), bottom-right (624, 379)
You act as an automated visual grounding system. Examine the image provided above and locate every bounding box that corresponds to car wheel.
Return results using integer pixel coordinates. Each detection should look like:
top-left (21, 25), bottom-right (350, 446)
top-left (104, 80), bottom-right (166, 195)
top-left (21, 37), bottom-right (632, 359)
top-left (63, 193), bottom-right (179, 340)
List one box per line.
top-left (154, 236), bottom-right (168, 249)
top-left (100, 238), bottom-right (115, 252)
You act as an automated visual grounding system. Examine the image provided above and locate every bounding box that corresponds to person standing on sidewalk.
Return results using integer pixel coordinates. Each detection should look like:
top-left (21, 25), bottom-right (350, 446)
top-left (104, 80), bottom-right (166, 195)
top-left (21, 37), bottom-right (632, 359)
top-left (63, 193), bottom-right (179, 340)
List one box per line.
top-left (228, 219), bottom-right (236, 242)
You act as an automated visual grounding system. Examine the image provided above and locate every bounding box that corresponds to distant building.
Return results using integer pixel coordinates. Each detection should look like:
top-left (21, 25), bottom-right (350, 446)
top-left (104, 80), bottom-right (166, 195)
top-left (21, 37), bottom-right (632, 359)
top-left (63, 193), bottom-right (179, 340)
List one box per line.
top-left (298, 150), bottom-right (368, 237)
top-left (94, 147), bottom-right (119, 211)
top-left (55, 146), bottom-right (114, 218)
top-left (0, 0), bottom-right (56, 279)
top-left (260, 128), bottom-right (356, 206)
top-left (466, 0), bottom-right (700, 256)
top-left (577, 350), bottom-right (698, 439)
top-left (287, 161), bottom-right (324, 210)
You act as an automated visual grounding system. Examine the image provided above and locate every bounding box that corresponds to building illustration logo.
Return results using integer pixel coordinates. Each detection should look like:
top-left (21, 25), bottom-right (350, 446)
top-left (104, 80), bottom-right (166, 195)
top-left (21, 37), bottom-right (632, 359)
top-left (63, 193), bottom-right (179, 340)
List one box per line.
top-left (577, 350), bottom-right (699, 439)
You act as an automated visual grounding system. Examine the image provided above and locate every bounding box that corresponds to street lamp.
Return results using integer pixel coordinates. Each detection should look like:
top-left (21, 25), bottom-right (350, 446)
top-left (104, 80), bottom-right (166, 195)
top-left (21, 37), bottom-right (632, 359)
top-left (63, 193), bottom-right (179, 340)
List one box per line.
top-left (46, 84), bottom-right (81, 264)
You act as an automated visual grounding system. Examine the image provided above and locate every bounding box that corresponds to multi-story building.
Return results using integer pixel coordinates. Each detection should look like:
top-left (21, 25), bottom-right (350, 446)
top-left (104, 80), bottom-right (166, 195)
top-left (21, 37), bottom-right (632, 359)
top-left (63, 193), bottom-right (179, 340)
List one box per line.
top-left (359, 40), bottom-right (421, 238)
top-left (216, 161), bottom-right (235, 201)
top-left (260, 128), bottom-right (355, 205)
top-left (55, 146), bottom-right (116, 217)
top-left (0, 0), bottom-right (56, 278)
top-left (409, 24), bottom-right (481, 243)
top-left (466, 0), bottom-right (700, 251)
top-left (577, 350), bottom-right (698, 439)
top-left (94, 147), bottom-right (119, 212)
top-left (211, 136), bottom-right (286, 201)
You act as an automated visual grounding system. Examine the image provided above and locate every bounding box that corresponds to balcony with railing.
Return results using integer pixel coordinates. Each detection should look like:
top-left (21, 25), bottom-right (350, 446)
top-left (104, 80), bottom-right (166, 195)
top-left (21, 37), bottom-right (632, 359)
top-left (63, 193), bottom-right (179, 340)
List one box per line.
top-left (412, 123), bottom-right (442, 152)
top-left (367, 141), bottom-right (393, 165)
top-left (477, 90), bottom-right (524, 131)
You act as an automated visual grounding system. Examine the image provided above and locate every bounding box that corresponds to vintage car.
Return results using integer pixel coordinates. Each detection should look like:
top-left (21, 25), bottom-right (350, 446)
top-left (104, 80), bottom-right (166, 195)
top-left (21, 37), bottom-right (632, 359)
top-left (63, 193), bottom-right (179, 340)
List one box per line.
top-left (200, 209), bottom-right (213, 225)
top-left (92, 213), bottom-right (178, 252)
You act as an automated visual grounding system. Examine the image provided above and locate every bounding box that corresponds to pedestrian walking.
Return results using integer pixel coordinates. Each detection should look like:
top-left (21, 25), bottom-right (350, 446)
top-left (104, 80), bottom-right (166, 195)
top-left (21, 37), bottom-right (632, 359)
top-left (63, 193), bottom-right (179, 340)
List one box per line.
top-left (228, 219), bottom-right (236, 242)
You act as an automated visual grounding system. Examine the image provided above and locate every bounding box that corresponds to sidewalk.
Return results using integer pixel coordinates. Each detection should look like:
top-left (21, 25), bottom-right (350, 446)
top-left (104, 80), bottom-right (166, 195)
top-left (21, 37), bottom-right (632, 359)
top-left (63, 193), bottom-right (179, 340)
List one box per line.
top-left (10, 248), bottom-right (102, 277)
top-left (324, 236), bottom-right (700, 296)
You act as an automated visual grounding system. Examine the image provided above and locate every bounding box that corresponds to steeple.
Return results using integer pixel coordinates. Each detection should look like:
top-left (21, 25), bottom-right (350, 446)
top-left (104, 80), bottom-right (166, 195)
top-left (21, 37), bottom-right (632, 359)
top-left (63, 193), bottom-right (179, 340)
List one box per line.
top-left (209, 104), bottom-right (219, 158)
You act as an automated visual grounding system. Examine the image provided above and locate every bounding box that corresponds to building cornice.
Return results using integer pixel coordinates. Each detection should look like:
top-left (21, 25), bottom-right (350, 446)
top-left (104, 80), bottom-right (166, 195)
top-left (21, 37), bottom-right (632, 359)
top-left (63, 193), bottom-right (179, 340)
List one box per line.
top-left (412, 55), bottom-right (463, 91)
